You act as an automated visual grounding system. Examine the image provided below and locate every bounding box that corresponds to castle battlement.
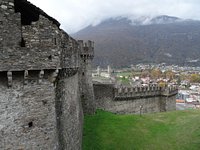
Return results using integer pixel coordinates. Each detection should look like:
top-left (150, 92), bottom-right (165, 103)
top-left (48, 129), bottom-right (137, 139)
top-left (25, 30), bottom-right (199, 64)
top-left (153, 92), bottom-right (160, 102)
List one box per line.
top-left (94, 83), bottom-right (178, 114)
top-left (0, 0), bottom-right (80, 72)
top-left (78, 40), bottom-right (94, 59)
top-left (162, 86), bottom-right (178, 96)
top-left (114, 85), bottom-right (178, 100)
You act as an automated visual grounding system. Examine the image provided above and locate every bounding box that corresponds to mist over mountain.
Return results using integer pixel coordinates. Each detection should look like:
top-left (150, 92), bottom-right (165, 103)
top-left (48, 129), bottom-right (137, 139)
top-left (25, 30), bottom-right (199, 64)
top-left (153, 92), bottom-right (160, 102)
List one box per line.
top-left (127, 15), bottom-right (181, 25)
top-left (72, 15), bottom-right (200, 68)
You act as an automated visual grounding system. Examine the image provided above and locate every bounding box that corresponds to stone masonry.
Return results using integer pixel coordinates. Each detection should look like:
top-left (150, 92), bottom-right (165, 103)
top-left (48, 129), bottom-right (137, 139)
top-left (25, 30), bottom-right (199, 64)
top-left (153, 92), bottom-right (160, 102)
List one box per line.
top-left (0, 0), bottom-right (95, 149)
top-left (93, 83), bottom-right (178, 114)
top-left (78, 40), bottom-right (96, 114)
top-left (0, 0), bottom-right (178, 149)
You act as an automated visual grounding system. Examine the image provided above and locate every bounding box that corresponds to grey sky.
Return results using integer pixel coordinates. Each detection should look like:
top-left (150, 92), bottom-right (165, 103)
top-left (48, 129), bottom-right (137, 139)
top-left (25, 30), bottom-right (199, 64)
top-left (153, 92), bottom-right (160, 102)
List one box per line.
top-left (29, 0), bottom-right (200, 33)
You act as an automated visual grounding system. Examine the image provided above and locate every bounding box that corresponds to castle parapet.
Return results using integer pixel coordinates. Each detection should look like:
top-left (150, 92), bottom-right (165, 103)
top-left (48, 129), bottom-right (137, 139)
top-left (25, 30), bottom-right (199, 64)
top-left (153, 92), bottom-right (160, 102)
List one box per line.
top-left (78, 40), bottom-right (94, 59)
top-left (60, 34), bottom-right (79, 69)
top-left (162, 85), bottom-right (178, 96)
top-left (114, 85), bottom-right (178, 100)
top-left (0, 1), bottom-right (80, 72)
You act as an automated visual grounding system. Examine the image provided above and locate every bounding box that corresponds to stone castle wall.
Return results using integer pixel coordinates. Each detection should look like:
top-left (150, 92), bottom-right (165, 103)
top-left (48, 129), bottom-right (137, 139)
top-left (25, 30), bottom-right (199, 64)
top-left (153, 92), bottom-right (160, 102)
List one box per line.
top-left (0, 0), bottom-right (79, 71)
top-left (56, 69), bottom-right (83, 150)
top-left (0, 70), bottom-right (59, 149)
top-left (0, 0), bottom-right (95, 149)
top-left (20, 15), bottom-right (62, 70)
top-left (0, 0), bottom-right (22, 71)
top-left (0, 0), bottom-right (178, 149)
top-left (94, 83), bottom-right (177, 114)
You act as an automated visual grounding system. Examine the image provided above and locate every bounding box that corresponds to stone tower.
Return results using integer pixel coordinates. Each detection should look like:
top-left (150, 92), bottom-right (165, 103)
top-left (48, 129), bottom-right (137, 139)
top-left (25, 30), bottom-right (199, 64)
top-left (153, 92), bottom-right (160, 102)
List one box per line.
top-left (107, 65), bottom-right (111, 78)
top-left (0, 0), bottom-right (92, 149)
top-left (97, 66), bottom-right (101, 76)
top-left (78, 40), bottom-right (96, 114)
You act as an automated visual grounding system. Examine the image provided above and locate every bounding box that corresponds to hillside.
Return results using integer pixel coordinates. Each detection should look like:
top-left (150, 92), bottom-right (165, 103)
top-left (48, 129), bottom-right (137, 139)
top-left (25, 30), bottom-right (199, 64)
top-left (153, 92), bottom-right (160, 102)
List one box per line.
top-left (72, 16), bottom-right (200, 68)
top-left (83, 110), bottom-right (200, 150)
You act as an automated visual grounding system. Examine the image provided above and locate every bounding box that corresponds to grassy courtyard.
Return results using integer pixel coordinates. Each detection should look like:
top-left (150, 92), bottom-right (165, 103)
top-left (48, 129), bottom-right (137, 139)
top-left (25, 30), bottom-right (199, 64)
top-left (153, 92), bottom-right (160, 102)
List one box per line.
top-left (83, 110), bottom-right (200, 150)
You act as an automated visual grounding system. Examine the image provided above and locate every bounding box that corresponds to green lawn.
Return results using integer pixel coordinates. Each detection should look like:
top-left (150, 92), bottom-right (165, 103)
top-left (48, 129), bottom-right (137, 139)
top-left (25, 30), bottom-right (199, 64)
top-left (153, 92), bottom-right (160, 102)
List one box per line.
top-left (116, 71), bottom-right (133, 77)
top-left (115, 71), bottom-right (141, 78)
top-left (116, 77), bottom-right (130, 85)
top-left (83, 110), bottom-right (200, 150)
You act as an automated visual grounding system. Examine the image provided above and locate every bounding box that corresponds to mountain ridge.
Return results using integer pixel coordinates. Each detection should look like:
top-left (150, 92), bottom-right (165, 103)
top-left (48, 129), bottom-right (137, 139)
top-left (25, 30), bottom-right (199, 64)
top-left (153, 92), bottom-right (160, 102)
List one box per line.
top-left (72, 15), bottom-right (200, 68)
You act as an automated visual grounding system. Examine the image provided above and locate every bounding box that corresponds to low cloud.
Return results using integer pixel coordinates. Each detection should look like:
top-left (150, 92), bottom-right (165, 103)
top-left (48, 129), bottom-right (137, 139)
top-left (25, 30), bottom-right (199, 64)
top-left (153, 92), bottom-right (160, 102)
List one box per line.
top-left (29, 0), bottom-right (200, 33)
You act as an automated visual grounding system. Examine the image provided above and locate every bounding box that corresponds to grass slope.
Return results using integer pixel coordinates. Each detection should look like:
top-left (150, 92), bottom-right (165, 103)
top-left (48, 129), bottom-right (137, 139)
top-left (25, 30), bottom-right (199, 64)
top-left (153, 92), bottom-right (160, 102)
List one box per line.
top-left (83, 110), bottom-right (200, 150)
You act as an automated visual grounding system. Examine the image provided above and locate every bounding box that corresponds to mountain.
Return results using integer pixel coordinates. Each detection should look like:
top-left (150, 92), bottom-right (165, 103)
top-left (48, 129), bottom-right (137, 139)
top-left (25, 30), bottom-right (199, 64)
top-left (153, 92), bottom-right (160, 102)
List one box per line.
top-left (130, 15), bottom-right (181, 25)
top-left (72, 15), bottom-right (200, 68)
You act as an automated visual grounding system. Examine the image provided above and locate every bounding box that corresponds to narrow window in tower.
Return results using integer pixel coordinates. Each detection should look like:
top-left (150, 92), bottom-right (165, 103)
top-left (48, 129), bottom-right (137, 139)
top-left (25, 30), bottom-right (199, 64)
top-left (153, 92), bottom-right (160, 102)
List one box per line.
top-left (20, 37), bottom-right (26, 47)
top-left (28, 121), bottom-right (33, 128)
top-left (54, 38), bottom-right (57, 45)
top-left (81, 94), bottom-right (85, 99)
top-left (48, 55), bottom-right (52, 60)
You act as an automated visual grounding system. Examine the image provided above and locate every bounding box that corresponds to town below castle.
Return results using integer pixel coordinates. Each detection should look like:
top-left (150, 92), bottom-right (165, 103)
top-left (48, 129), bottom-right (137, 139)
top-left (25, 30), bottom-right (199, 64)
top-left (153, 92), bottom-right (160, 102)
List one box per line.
top-left (93, 64), bottom-right (200, 110)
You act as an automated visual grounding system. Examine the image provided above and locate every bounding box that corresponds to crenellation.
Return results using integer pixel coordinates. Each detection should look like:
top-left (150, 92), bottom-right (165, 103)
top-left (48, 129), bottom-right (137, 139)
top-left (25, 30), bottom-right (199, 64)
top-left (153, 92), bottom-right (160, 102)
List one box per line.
top-left (60, 32), bottom-right (79, 69)
top-left (140, 86), bottom-right (143, 92)
top-left (78, 40), bottom-right (84, 50)
top-left (0, 14), bottom-right (62, 71)
top-left (133, 87), bottom-right (137, 92)
top-left (152, 86), bottom-right (155, 91)
top-left (144, 86), bottom-right (147, 92)
top-left (79, 40), bottom-right (94, 59)
top-left (113, 85), bottom-right (177, 100)
top-left (94, 83), bottom-right (177, 114)
top-left (150, 86), bottom-right (154, 91)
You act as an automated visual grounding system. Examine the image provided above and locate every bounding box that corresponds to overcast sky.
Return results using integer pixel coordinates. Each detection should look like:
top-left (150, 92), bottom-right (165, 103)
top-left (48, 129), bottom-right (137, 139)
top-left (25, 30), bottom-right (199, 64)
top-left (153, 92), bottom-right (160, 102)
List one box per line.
top-left (29, 0), bottom-right (200, 33)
